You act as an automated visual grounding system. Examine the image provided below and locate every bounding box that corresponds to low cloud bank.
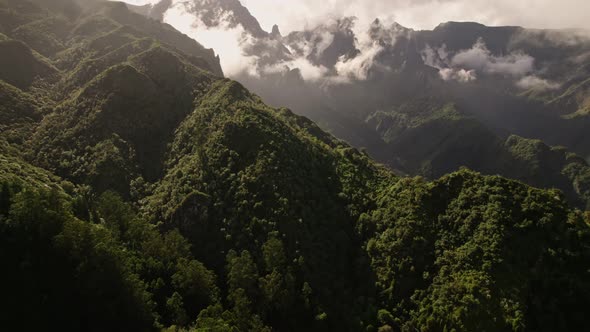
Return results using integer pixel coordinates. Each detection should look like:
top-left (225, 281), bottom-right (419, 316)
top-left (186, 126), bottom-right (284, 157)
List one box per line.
top-left (451, 39), bottom-right (534, 76)
top-left (422, 39), bottom-right (535, 81)
top-left (422, 38), bottom-right (561, 89)
top-left (123, 0), bottom-right (570, 90)
top-left (516, 76), bottom-right (561, 91)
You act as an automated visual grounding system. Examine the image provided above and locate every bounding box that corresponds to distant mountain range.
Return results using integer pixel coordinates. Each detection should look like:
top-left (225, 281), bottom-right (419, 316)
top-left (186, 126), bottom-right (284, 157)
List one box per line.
top-left (128, 0), bottom-right (590, 209)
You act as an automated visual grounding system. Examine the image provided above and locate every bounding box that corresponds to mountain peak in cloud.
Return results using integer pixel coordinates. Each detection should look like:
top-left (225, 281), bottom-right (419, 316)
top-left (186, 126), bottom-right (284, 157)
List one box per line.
top-left (271, 24), bottom-right (281, 39)
top-left (120, 0), bottom-right (590, 91)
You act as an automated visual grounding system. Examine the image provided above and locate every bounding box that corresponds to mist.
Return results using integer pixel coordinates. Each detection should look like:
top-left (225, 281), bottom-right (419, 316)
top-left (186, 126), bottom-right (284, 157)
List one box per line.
top-left (119, 0), bottom-right (590, 33)
top-left (240, 0), bottom-right (590, 33)
top-left (119, 0), bottom-right (590, 87)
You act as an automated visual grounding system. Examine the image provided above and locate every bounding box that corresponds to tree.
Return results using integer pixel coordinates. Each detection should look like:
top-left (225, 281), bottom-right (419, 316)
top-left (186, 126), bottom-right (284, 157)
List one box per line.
top-left (71, 185), bottom-right (94, 222)
top-left (0, 182), bottom-right (11, 216)
top-left (262, 236), bottom-right (286, 272)
top-left (166, 292), bottom-right (189, 326)
top-left (194, 304), bottom-right (234, 331)
top-left (1, 186), bottom-right (155, 331)
top-left (95, 191), bottom-right (135, 238)
top-left (226, 250), bottom-right (259, 300)
top-left (171, 258), bottom-right (219, 317)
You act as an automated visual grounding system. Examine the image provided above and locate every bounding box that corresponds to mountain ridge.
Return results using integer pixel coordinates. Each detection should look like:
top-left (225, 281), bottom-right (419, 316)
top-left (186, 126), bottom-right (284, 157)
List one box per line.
top-left (126, 0), bottom-right (590, 209)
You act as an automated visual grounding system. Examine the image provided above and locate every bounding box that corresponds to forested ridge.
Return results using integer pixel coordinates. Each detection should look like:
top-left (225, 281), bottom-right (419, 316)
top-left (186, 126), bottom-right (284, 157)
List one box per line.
top-left (145, 0), bottom-right (590, 210)
top-left (0, 0), bottom-right (589, 331)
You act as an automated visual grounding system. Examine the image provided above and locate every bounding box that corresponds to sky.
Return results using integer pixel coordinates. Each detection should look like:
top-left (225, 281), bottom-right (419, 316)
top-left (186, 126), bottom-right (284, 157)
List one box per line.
top-left (117, 0), bottom-right (587, 86)
top-left (121, 0), bottom-right (590, 33)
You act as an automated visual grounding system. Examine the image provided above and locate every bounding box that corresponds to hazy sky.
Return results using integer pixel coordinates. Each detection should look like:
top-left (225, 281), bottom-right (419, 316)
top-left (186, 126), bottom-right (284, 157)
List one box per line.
top-left (122, 0), bottom-right (590, 33)
top-left (118, 0), bottom-right (589, 84)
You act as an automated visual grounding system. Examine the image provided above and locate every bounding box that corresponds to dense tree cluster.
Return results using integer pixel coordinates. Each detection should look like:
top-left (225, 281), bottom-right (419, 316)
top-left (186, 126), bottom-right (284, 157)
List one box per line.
top-left (366, 100), bottom-right (590, 209)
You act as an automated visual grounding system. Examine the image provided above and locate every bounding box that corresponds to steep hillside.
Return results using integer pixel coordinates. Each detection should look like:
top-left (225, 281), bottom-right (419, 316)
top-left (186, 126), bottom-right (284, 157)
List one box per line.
top-left (0, 1), bottom-right (589, 332)
top-left (0, 39), bottom-right (57, 88)
top-left (365, 100), bottom-right (590, 209)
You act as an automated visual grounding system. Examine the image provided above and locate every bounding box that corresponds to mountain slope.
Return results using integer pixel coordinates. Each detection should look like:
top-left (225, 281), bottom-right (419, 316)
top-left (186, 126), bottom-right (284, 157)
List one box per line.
top-left (131, 1), bottom-right (590, 209)
top-left (0, 1), bottom-right (589, 331)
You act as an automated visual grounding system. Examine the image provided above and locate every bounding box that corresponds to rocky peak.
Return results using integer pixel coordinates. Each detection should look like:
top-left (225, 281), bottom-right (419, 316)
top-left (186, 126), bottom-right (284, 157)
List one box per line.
top-left (270, 24), bottom-right (281, 39)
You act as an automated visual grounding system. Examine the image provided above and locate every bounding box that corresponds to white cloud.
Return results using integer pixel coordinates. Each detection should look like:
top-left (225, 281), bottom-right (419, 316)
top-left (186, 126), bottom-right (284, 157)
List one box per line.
top-left (333, 42), bottom-right (383, 83)
top-left (422, 44), bottom-right (475, 82)
top-left (422, 39), bottom-right (536, 82)
top-left (262, 58), bottom-right (329, 82)
top-left (516, 75), bottom-right (561, 91)
top-left (329, 19), bottom-right (413, 84)
top-left (439, 68), bottom-right (477, 82)
top-left (118, 0), bottom-right (583, 85)
top-left (162, 0), bottom-right (259, 77)
top-left (422, 44), bottom-right (447, 69)
top-left (118, 0), bottom-right (161, 5)
top-left (239, 0), bottom-right (590, 34)
top-left (314, 30), bottom-right (335, 58)
top-left (451, 39), bottom-right (534, 76)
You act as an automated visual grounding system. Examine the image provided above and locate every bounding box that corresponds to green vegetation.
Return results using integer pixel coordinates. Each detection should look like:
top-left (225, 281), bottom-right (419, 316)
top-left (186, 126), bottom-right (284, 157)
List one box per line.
top-left (505, 135), bottom-right (590, 209)
top-left (0, 40), bottom-right (57, 88)
top-left (364, 171), bottom-right (590, 331)
top-left (366, 100), bottom-right (504, 179)
top-left (366, 100), bottom-right (590, 209)
top-left (0, 181), bottom-right (220, 330)
top-left (0, 1), bottom-right (589, 331)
